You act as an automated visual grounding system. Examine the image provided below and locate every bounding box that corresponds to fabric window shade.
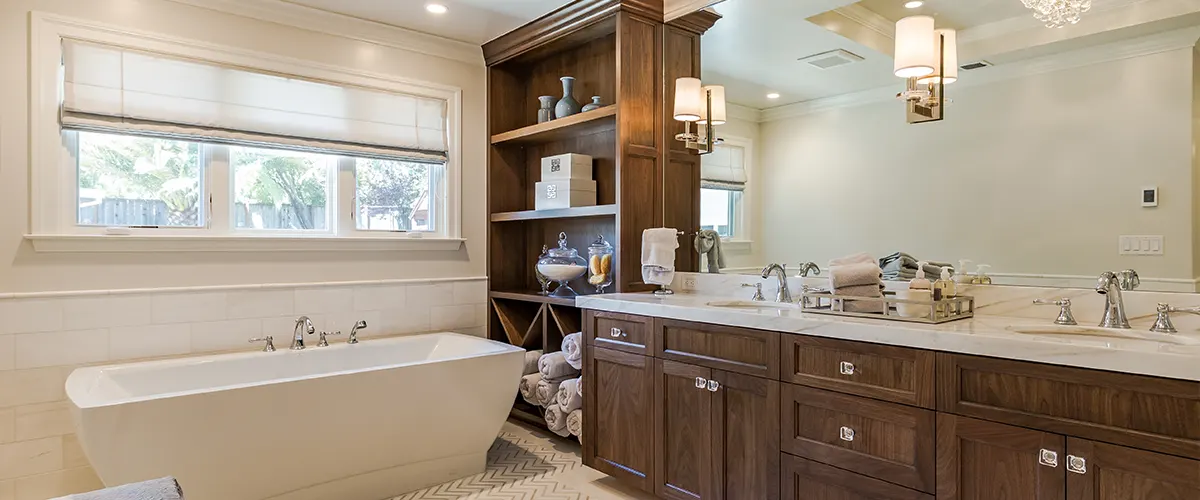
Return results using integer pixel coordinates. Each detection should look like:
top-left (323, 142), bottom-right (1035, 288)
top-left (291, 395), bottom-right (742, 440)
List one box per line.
top-left (61, 39), bottom-right (448, 163)
top-left (700, 144), bottom-right (747, 191)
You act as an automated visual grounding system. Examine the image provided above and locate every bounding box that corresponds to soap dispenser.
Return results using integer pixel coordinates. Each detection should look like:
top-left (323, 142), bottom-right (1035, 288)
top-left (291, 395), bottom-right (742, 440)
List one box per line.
top-left (954, 259), bottom-right (973, 288)
top-left (910, 262), bottom-right (932, 290)
top-left (973, 264), bottom-right (993, 285)
top-left (934, 267), bottom-right (955, 299)
top-left (898, 263), bottom-right (932, 319)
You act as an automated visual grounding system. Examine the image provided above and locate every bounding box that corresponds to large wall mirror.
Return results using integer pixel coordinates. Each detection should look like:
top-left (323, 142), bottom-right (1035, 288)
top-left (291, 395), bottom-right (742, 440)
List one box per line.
top-left (689, 0), bottom-right (1200, 292)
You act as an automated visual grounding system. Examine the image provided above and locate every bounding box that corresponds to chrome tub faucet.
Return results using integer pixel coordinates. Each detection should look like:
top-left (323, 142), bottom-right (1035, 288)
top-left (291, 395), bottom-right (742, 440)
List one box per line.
top-left (292, 316), bottom-right (315, 350)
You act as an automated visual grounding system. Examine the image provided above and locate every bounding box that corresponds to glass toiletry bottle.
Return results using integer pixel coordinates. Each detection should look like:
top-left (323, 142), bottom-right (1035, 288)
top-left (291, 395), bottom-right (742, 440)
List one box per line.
top-left (973, 264), bottom-right (992, 285)
top-left (898, 264), bottom-right (932, 319)
top-left (586, 234), bottom-right (614, 293)
top-left (932, 268), bottom-right (954, 318)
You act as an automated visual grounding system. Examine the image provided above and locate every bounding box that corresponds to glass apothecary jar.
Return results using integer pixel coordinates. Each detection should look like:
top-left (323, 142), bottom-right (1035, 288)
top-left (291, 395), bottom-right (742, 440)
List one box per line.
top-left (587, 234), bottom-right (614, 293)
top-left (535, 245), bottom-right (551, 295)
top-left (536, 232), bottom-right (587, 297)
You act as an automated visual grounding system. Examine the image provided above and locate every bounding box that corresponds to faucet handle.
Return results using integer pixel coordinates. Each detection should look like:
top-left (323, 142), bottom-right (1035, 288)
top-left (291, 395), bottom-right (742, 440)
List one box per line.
top-left (741, 283), bottom-right (766, 301)
top-left (1033, 298), bottom-right (1077, 326)
top-left (317, 331), bottom-right (342, 347)
top-left (248, 336), bottom-right (276, 352)
top-left (1150, 303), bottom-right (1200, 334)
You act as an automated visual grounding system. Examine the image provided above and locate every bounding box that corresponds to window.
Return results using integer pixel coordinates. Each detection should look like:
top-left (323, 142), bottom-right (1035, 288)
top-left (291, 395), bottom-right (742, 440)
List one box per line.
top-left (700, 143), bottom-right (749, 240)
top-left (700, 188), bottom-right (740, 238)
top-left (30, 23), bottom-right (463, 251)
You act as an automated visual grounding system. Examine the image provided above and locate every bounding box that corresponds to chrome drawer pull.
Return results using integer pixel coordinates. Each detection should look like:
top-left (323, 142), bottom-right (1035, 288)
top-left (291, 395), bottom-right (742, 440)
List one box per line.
top-left (1066, 455), bottom-right (1087, 474)
top-left (839, 426), bottom-right (855, 442)
top-left (839, 361), bottom-right (856, 375)
top-left (609, 327), bottom-right (626, 338)
top-left (695, 377), bottom-right (708, 389)
top-left (707, 380), bottom-right (720, 392)
top-left (1039, 449), bottom-right (1059, 468)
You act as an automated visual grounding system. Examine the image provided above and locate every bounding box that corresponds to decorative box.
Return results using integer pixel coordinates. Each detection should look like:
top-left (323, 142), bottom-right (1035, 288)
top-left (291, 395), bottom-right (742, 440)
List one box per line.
top-left (541, 153), bottom-right (593, 181)
top-left (535, 180), bottom-right (597, 210)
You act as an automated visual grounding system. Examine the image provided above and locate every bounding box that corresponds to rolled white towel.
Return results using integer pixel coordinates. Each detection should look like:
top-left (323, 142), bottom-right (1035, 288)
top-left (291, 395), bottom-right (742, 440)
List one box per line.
top-left (566, 409), bottom-right (583, 437)
top-left (519, 373), bottom-right (543, 406)
top-left (535, 377), bottom-right (567, 407)
top-left (53, 477), bottom-right (183, 500)
top-left (556, 378), bottom-right (583, 412)
top-left (539, 351), bottom-right (580, 380)
top-left (544, 403), bottom-right (571, 437)
top-left (577, 375), bottom-right (583, 397)
top-left (523, 350), bottom-right (543, 376)
top-left (561, 333), bottom-right (583, 370)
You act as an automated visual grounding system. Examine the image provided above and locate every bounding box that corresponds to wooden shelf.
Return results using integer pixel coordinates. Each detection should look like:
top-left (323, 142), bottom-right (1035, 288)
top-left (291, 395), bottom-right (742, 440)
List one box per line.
top-left (490, 204), bottom-right (617, 222)
top-left (490, 107), bottom-right (617, 146)
top-left (490, 290), bottom-right (579, 307)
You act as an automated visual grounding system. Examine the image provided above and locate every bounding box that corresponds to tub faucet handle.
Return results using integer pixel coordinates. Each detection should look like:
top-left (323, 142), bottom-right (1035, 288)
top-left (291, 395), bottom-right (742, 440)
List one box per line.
top-left (349, 320), bottom-right (368, 345)
top-left (249, 336), bottom-right (276, 352)
top-left (317, 331), bottom-right (342, 347)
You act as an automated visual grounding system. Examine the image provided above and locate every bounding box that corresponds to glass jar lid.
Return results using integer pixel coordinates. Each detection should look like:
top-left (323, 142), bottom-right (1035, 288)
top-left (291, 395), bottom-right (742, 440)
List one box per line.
top-left (589, 234), bottom-right (612, 252)
top-left (546, 232), bottom-right (578, 258)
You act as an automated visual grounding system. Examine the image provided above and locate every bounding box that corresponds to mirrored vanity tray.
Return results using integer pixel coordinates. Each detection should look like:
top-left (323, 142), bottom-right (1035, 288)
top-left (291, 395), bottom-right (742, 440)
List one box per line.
top-left (799, 291), bottom-right (975, 325)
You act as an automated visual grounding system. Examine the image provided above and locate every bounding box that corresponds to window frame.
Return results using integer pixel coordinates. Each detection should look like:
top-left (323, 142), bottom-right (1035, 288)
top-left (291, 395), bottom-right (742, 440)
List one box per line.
top-left (699, 137), bottom-right (754, 247)
top-left (29, 12), bottom-right (463, 252)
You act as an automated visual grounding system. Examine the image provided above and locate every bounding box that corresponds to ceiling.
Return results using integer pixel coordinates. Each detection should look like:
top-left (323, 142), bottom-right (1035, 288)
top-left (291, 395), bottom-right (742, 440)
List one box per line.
top-left (701, 0), bottom-right (1198, 110)
top-left (280, 0), bottom-right (573, 44)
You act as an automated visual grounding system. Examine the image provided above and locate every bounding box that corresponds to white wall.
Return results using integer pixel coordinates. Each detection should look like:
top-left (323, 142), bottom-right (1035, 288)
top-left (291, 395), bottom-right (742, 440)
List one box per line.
top-left (757, 47), bottom-right (1197, 283)
top-left (0, 0), bottom-right (488, 294)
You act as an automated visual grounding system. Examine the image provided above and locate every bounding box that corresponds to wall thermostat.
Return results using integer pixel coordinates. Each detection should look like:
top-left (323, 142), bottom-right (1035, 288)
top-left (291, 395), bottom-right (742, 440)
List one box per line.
top-left (1142, 186), bottom-right (1158, 207)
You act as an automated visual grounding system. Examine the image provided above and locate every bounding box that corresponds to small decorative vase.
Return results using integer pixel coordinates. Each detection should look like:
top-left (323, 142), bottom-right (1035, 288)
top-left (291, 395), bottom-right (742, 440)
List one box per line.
top-left (555, 77), bottom-right (581, 119)
top-left (581, 96), bottom-right (604, 112)
top-left (537, 96), bottom-right (555, 123)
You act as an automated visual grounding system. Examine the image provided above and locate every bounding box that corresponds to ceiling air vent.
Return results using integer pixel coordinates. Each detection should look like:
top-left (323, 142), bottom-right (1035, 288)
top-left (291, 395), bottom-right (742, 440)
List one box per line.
top-left (798, 49), bottom-right (864, 70)
top-left (960, 60), bottom-right (993, 70)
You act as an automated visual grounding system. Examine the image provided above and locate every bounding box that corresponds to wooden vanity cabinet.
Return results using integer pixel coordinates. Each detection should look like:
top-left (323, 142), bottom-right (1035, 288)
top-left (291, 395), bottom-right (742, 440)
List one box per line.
top-left (583, 345), bottom-right (656, 492)
top-left (1065, 438), bottom-right (1200, 500)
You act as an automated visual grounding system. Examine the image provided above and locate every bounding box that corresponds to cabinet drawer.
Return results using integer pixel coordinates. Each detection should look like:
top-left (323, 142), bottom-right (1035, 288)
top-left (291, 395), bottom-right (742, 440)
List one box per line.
top-left (654, 318), bottom-right (780, 379)
top-left (781, 384), bottom-right (935, 493)
top-left (937, 353), bottom-right (1200, 460)
top-left (585, 310), bottom-right (653, 355)
top-left (781, 454), bottom-right (932, 500)
top-left (781, 335), bottom-right (935, 408)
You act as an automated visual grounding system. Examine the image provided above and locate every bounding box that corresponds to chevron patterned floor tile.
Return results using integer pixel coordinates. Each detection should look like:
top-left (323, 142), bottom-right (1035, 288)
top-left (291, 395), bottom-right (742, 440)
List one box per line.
top-left (390, 421), bottom-right (653, 500)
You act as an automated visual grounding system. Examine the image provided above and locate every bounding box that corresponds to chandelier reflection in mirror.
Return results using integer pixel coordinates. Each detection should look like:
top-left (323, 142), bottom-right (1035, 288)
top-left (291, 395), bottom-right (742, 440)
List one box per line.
top-left (893, 16), bottom-right (957, 124)
top-left (1022, 0), bottom-right (1092, 28)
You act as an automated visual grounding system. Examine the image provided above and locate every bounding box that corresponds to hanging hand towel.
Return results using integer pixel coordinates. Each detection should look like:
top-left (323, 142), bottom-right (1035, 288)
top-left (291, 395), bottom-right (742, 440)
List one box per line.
top-left (567, 409), bottom-right (584, 437)
top-left (544, 404), bottom-right (572, 437)
top-left (556, 378), bottom-right (583, 412)
top-left (523, 349), bottom-right (543, 376)
top-left (561, 333), bottom-right (583, 370)
top-left (641, 228), bottom-right (679, 286)
top-left (694, 229), bottom-right (726, 274)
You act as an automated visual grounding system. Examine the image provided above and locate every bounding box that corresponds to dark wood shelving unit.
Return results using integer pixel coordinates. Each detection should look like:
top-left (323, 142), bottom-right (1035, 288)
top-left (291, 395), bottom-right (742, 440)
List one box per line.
top-left (483, 0), bottom-right (669, 432)
top-left (490, 204), bottom-right (617, 222)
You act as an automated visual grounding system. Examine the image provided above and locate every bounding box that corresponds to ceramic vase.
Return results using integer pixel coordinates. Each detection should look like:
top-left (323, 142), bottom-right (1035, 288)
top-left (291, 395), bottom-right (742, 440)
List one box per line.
top-left (555, 76), bottom-right (581, 119)
top-left (581, 96), bottom-right (604, 112)
top-left (537, 96), bottom-right (556, 123)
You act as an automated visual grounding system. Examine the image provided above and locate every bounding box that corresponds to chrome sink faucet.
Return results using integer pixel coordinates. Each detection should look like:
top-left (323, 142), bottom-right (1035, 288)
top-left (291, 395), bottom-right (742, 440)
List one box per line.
top-left (292, 316), bottom-right (315, 350)
top-left (1096, 272), bottom-right (1131, 329)
top-left (761, 263), bottom-right (791, 303)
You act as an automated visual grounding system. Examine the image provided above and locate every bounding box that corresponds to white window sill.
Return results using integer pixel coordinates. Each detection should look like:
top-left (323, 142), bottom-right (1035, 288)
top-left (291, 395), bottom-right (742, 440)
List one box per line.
top-left (25, 234), bottom-right (465, 253)
top-left (722, 239), bottom-right (753, 253)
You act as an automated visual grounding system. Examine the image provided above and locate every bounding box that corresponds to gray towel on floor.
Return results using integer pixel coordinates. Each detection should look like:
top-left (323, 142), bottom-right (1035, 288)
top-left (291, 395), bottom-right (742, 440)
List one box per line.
top-left (55, 477), bottom-right (183, 500)
top-left (694, 230), bottom-right (726, 273)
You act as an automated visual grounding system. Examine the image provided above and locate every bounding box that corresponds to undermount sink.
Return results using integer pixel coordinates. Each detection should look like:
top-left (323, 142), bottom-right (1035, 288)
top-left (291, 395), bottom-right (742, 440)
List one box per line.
top-left (1006, 325), bottom-right (1200, 346)
top-left (706, 300), bottom-right (800, 310)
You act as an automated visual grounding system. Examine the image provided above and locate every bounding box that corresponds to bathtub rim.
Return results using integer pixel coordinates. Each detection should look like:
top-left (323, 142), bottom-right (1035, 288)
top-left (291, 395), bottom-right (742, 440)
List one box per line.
top-left (66, 331), bottom-right (524, 410)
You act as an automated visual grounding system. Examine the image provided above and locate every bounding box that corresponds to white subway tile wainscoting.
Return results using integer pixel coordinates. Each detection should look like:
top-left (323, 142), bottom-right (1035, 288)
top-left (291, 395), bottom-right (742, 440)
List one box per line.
top-left (0, 277), bottom-right (487, 499)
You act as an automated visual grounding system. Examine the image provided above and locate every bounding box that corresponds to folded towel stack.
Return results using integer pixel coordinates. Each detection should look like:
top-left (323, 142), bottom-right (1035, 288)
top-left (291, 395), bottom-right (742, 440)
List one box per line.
top-left (523, 350), bottom-right (543, 376)
top-left (53, 477), bottom-right (183, 500)
top-left (519, 373), bottom-right (543, 406)
top-left (556, 377), bottom-right (583, 412)
top-left (827, 252), bottom-right (885, 314)
top-left (544, 403), bottom-right (571, 437)
top-left (539, 351), bottom-right (581, 380)
top-left (641, 228), bottom-right (679, 286)
top-left (561, 333), bottom-right (583, 370)
top-left (879, 252), bottom-right (952, 281)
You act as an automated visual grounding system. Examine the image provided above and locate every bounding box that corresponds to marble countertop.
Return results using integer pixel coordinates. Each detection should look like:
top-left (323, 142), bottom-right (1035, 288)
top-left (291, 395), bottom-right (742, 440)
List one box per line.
top-left (575, 293), bottom-right (1200, 382)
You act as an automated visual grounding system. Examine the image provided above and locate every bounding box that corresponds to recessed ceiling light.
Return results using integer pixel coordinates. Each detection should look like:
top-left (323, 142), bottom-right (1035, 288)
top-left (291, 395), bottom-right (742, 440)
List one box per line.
top-left (904, 1), bottom-right (924, 8)
top-left (426, 3), bottom-right (448, 14)
top-left (766, 93), bottom-right (781, 99)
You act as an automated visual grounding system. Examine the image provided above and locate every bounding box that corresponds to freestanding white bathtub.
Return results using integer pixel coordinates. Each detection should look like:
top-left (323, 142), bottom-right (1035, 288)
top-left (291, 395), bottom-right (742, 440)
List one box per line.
top-left (66, 332), bottom-right (524, 500)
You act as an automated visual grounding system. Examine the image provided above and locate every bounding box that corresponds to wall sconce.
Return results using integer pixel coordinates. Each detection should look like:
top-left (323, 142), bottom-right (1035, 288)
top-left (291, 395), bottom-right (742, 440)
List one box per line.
top-left (673, 77), bottom-right (726, 155)
top-left (894, 15), bottom-right (957, 124)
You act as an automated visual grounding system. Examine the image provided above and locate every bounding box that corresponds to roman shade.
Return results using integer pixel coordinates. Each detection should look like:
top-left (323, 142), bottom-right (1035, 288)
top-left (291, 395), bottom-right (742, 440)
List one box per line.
top-left (701, 144), bottom-right (747, 191)
top-left (61, 39), bottom-right (448, 162)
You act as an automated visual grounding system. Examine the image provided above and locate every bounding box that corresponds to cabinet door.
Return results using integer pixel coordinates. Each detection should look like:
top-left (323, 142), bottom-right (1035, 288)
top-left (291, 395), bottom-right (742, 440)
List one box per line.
top-left (782, 454), bottom-right (932, 500)
top-left (711, 370), bottom-right (780, 500)
top-left (936, 413), bottom-right (1066, 500)
top-left (1066, 438), bottom-right (1200, 500)
top-left (584, 346), bottom-right (656, 493)
top-left (655, 359), bottom-right (714, 500)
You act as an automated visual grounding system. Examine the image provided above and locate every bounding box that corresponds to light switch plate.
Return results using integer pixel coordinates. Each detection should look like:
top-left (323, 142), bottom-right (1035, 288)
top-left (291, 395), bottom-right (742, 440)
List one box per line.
top-left (1119, 235), bottom-right (1164, 255)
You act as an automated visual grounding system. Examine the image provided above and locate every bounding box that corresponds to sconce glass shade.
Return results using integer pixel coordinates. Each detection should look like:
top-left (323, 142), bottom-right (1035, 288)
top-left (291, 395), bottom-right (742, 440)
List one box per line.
top-left (674, 77), bottom-right (703, 122)
top-left (918, 29), bottom-right (958, 85)
top-left (697, 85), bottom-right (727, 125)
top-left (894, 15), bottom-right (935, 78)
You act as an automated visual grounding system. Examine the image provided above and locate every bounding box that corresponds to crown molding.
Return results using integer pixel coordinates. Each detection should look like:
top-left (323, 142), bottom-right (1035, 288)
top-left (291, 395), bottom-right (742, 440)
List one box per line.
top-left (761, 25), bottom-right (1200, 123)
top-left (665, 0), bottom-right (722, 22)
top-left (162, 0), bottom-right (483, 65)
top-left (831, 4), bottom-right (895, 41)
top-left (726, 103), bottom-right (763, 123)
